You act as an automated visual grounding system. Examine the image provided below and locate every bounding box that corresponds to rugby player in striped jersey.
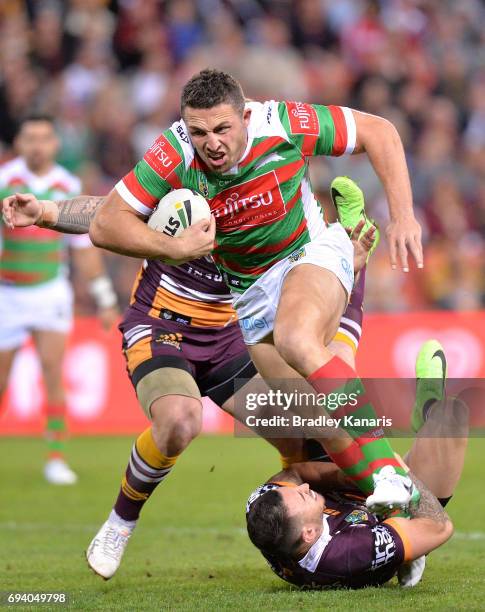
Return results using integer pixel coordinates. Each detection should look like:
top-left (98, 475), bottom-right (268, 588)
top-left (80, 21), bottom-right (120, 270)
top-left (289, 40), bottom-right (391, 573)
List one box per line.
top-left (3, 174), bottom-right (382, 579)
top-left (3, 68), bottom-right (423, 576)
top-left (0, 115), bottom-right (119, 485)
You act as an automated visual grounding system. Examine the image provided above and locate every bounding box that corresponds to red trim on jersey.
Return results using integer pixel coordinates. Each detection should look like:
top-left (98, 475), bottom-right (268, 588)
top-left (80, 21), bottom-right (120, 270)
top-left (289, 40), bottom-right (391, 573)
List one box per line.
top-left (0, 269), bottom-right (47, 283)
top-left (284, 186), bottom-right (303, 213)
top-left (3, 225), bottom-right (61, 240)
top-left (216, 224), bottom-right (307, 276)
top-left (215, 254), bottom-right (276, 277)
top-left (123, 171), bottom-right (158, 209)
top-left (327, 106), bottom-right (348, 156)
top-left (219, 215), bottom-right (307, 256)
top-left (190, 155), bottom-right (209, 173)
top-left (274, 158), bottom-right (305, 184)
top-left (7, 177), bottom-right (26, 188)
top-left (301, 133), bottom-right (320, 157)
top-left (51, 181), bottom-right (71, 193)
top-left (239, 136), bottom-right (287, 168)
top-left (167, 170), bottom-right (182, 189)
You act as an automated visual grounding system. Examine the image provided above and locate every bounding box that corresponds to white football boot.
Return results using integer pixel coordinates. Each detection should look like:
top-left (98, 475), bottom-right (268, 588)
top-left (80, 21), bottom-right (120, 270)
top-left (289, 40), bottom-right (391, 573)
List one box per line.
top-left (86, 514), bottom-right (135, 579)
top-left (366, 465), bottom-right (420, 516)
top-left (44, 459), bottom-right (78, 485)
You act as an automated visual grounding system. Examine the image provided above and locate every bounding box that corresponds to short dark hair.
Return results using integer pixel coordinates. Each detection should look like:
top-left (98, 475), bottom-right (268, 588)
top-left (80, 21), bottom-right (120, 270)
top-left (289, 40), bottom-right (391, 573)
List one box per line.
top-left (181, 69), bottom-right (245, 115)
top-left (19, 114), bottom-right (55, 129)
top-left (246, 490), bottom-right (301, 557)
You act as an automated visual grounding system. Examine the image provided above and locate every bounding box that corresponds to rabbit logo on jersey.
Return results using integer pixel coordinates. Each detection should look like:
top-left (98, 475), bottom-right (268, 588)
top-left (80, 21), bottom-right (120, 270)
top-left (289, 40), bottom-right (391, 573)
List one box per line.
top-left (212, 170), bottom-right (286, 231)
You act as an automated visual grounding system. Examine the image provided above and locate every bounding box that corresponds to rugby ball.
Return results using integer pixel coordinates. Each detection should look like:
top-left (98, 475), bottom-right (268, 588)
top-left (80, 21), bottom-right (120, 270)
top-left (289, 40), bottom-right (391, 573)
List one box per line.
top-left (148, 188), bottom-right (211, 237)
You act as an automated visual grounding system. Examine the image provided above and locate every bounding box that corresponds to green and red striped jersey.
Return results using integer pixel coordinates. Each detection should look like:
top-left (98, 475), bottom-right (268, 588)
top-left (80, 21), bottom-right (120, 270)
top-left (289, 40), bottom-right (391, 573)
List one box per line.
top-left (0, 157), bottom-right (89, 286)
top-left (116, 100), bottom-right (356, 294)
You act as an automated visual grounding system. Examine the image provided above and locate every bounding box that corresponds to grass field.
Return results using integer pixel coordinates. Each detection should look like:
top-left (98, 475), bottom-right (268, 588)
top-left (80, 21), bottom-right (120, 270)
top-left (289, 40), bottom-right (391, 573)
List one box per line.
top-left (1, 435), bottom-right (484, 611)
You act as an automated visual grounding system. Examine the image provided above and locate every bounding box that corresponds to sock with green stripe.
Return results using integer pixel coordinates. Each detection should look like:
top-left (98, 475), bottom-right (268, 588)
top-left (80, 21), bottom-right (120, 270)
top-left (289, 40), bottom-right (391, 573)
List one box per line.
top-left (45, 403), bottom-right (67, 460)
top-left (307, 356), bottom-right (406, 494)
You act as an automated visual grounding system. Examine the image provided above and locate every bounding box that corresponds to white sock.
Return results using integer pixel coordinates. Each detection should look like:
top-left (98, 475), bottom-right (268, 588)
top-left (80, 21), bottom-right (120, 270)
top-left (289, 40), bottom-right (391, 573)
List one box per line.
top-left (109, 509), bottom-right (137, 531)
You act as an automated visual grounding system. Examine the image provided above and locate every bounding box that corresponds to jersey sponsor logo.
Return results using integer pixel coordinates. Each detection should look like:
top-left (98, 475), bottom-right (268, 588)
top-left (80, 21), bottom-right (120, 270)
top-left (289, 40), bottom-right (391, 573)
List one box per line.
top-left (371, 525), bottom-right (396, 570)
top-left (239, 315), bottom-right (271, 331)
top-left (286, 101), bottom-right (319, 136)
top-left (144, 136), bottom-right (182, 177)
top-left (288, 246), bottom-right (306, 263)
top-left (198, 173), bottom-right (209, 197)
top-left (211, 171), bottom-right (286, 231)
top-left (155, 332), bottom-right (183, 349)
top-left (223, 272), bottom-right (241, 287)
top-left (186, 263), bottom-right (223, 283)
top-left (340, 257), bottom-right (353, 284)
top-left (160, 310), bottom-right (192, 326)
top-left (344, 509), bottom-right (368, 524)
top-left (266, 105), bottom-right (273, 124)
top-left (175, 123), bottom-right (190, 144)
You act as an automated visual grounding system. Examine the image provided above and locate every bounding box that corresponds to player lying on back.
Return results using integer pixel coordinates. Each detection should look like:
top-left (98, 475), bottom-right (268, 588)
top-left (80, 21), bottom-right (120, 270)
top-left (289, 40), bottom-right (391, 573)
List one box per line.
top-left (246, 341), bottom-right (467, 590)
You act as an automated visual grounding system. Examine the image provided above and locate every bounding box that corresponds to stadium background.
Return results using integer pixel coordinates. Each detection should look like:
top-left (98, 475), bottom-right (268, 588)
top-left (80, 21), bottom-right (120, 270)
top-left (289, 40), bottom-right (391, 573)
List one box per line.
top-left (1, 0), bottom-right (484, 434)
top-left (1, 2), bottom-right (485, 609)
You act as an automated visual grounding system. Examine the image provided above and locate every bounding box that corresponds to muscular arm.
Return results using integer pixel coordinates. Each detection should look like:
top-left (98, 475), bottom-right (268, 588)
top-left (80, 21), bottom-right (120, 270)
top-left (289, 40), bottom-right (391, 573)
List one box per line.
top-left (3, 188), bottom-right (216, 263)
top-left (351, 110), bottom-right (423, 271)
top-left (89, 188), bottom-right (215, 262)
top-left (384, 471), bottom-right (453, 561)
top-left (89, 189), bottom-right (177, 258)
top-left (408, 472), bottom-right (450, 524)
top-left (40, 196), bottom-right (105, 233)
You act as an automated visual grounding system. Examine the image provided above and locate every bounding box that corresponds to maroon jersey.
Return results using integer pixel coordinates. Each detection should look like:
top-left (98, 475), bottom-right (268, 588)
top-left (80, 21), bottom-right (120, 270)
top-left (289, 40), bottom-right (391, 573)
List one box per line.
top-left (128, 256), bottom-right (236, 328)
top-left (247, 483), bottom-right (409, 590)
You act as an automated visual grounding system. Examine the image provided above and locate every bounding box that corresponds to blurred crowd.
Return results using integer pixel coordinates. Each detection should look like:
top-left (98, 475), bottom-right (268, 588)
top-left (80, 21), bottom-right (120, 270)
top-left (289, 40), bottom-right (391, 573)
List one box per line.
top-left (0, 0), bottom-right (484, 312)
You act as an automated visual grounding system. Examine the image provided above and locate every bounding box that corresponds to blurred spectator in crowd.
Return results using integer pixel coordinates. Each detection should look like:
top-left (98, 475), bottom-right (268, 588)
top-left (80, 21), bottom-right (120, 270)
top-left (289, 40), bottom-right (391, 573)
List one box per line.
top-left (0, 0), bottom-right (483, 312)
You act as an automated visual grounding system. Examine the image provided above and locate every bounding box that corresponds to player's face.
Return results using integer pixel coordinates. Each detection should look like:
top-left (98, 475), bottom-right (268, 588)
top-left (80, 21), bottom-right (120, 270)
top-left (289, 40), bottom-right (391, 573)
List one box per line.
top-left (183, 103), bottom-right (251, 174)
top-left (16, 121), bottom-right (59, 173)
top-left (279, 483), bottom-right (325, 527)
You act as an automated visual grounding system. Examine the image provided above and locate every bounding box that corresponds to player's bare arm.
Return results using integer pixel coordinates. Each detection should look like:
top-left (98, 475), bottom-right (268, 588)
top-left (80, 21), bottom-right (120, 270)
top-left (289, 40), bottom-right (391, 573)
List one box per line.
top-left (351, 109), bottom-right (423, 272)
top-left (408, 472), bottom-right (450, 525)
top-left (2, 192), bottom-right (104, 234)
top-left (70, 246), bottom-right (120, 331)
top-left (385, 471), bottom-right (453, 560)
top-left (3, 189), bottom-right (216, 264)
top-left (89, 188), bottom-right (216, 263)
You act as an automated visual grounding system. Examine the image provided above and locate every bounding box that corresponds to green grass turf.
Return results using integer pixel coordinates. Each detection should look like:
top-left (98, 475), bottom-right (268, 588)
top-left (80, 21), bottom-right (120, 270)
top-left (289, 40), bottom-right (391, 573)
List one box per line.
top-left (1, 435), bottom-right (484, 611)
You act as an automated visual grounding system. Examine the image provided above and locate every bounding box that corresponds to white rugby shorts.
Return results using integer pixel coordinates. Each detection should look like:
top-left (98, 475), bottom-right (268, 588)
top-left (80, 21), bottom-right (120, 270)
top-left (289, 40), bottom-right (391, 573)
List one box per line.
top-left (0, 277), bottom-right (74, 350)
top-left (233, 222), bottom-right (354, 345)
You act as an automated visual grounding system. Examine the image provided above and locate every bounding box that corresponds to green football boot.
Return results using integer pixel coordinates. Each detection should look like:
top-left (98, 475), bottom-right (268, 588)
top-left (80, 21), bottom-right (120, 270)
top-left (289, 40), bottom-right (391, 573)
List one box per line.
top-left (411, 339), bottom-right (447, 433)
top-left (330, 176), bottom-right (380, 258)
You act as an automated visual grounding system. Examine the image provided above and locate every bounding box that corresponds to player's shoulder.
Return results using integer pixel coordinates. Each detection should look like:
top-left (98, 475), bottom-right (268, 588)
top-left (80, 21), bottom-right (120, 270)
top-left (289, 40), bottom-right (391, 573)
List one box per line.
top-left (246, 100), bottom-right (291, 143)
top-left (141, 120), bottom-right (193, 179)
top-left (0, 156), bottom-right (26, 184)
top-left (50, 163), bottom-right (82, 194)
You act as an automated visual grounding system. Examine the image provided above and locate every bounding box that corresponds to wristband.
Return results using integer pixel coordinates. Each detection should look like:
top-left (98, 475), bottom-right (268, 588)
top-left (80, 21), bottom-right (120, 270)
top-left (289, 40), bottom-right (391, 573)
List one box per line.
top-left (89, 275), bottom-right (118, 310)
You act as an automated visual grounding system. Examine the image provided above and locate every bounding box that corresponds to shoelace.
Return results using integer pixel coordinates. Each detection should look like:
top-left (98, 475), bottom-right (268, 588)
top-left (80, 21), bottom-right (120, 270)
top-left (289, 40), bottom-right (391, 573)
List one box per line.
top-left (101, 525), bottom-right (129, 560)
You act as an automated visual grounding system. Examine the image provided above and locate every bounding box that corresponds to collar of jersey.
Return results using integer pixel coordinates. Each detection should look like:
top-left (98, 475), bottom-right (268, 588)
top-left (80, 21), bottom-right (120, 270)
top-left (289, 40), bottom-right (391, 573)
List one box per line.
top-left (219, 106), bottom-right (257, 177)
top-left (298, 515), bottom-right (332, 573)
